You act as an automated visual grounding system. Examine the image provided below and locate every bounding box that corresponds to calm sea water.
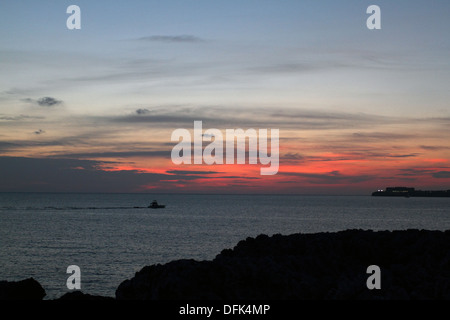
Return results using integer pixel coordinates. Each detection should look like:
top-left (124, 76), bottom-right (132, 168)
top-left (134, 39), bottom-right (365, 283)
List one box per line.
top-left (1, 192), bottom-right (449, 299)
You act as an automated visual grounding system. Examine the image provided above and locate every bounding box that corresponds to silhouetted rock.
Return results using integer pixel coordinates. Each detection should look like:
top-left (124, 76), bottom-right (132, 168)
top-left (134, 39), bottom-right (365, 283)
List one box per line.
top-left (0, 278), bottom-right (46, 300)
top-left (57, 291), bottom-right (114, 300)
top-left (3, 230), bottom-right (449, 300)
top-left (116, 229), bottom-right (450, 300)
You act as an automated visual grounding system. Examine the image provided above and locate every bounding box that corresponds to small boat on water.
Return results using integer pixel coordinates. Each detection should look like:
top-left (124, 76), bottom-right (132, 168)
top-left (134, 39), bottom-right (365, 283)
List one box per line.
top-left (148, 200), bottom-right (165, 209)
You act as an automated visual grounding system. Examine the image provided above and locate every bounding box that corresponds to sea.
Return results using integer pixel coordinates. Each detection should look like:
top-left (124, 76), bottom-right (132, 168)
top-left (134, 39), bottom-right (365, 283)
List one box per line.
top-left (1, 192), bottom-right (449, 299)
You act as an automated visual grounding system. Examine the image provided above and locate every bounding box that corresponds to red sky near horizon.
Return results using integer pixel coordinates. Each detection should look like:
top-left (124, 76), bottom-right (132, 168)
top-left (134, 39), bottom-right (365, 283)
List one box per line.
top-left (1, 111), bottom-right (449, 194)
top-left (1, 1), bottom-right (450, 194)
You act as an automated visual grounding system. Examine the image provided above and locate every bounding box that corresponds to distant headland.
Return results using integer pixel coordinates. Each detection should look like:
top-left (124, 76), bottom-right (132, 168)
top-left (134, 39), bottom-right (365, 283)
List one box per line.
top-left (372, 187), bottom-right (450, 197)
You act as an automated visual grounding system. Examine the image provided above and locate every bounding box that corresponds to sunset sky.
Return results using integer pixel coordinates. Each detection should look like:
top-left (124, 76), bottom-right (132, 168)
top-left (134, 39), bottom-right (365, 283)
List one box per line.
top-left (1, 0), bottom-right (449, 194)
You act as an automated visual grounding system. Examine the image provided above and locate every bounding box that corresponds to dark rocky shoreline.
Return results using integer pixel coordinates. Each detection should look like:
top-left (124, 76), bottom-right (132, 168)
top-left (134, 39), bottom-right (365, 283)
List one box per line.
top-left (1, 229), bottom-right (450, 300)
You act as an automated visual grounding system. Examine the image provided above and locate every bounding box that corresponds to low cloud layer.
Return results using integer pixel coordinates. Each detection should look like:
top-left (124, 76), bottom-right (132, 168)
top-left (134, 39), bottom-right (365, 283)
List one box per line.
top-left (0, 157), bottom-right (168, 192)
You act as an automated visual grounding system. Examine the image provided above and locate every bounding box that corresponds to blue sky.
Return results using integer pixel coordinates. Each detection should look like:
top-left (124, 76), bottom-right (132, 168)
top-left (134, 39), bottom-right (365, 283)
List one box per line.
top-left (1, 1), bottom-right (450, 193)
top-left (1, 0), bottom-right (449, 116)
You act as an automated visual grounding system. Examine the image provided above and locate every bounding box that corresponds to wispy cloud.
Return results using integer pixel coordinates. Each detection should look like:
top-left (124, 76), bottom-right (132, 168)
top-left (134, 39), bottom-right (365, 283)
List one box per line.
top-left (279, 170), bottom-right (375, 184)
top-left (351, 132), bottom-right (415, 140)
top-left (23, 97), bottom-right (63, 107)
top-left (282, 153), bottom-right (305, 160)
top-left (136, 108), bottom-right (150, 115)
top-left (37, 97), bottom-right (62, 107)
top-left (110, 106), bottom-right (397, 130)
top-left (0, 114), bottom-right (44, 121)
top-left (432, 171), bottom-right (450, 179)
top-left (420, 145), bottom-right (450, 151)
top-left (93, 107), bottom-right (450, 135)
top-left (138, 35), bottom-right (205, 43)
top-left (247, 61), bottom-right (347, 75)
top-left (295, 152), bottom-right (421, 163)
top-left (52, 150), bottom-right (170, 159)
top-left (397, 168), bottom-right (435, 177)
top-left (166, 170), bottom-right (223, 175)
